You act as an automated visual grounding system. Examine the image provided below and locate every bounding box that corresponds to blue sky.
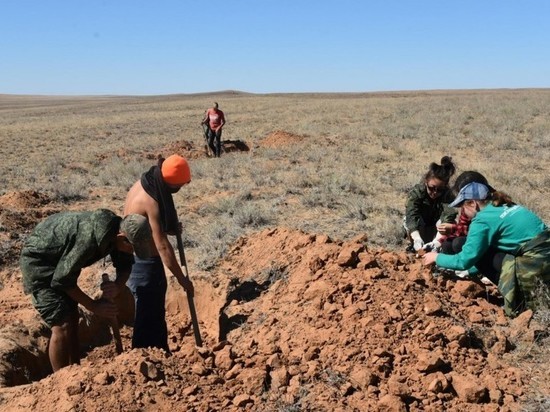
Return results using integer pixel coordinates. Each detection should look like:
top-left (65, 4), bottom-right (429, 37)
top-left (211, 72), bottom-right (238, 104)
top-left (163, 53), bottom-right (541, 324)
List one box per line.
top-left (2, 1), bottom-right (549, 95)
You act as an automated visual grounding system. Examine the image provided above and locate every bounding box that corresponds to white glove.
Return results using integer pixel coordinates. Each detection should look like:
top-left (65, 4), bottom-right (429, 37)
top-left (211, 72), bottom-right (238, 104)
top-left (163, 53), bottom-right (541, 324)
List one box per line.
top-left (423, 240), bottom-right (441, 252)
top-left (411, 231), bottom-right (424, 251)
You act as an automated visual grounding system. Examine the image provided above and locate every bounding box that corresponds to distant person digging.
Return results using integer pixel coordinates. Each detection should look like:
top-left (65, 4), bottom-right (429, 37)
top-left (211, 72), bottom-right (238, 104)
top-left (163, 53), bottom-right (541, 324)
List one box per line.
top-left (20, 209), bottom-right (154, 371)
top-left (201, 102), bottom-right (226, 157)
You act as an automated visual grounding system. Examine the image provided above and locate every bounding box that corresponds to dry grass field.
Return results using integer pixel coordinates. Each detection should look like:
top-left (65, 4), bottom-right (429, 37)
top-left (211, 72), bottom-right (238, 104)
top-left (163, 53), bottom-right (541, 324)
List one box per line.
top-left (0, 89), bottom-right (549, 410)
top-left (1, 90), bottom-right (549, 267)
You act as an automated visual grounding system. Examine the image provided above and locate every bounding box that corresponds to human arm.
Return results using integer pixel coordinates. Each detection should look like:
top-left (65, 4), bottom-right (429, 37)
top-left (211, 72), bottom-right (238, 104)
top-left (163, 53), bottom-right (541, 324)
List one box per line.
top-left (404, 185), bottom-right (426, 234)
top-left (422, 251), bottom-right (438, 266)
top-left (423, 231), bottom-right (444, 252)
top-left (100, 251), bottom-right (134, 299)
top-left (147, 202), bottom-right (194, 294)
top-left (65, 285), bottom-right (118, 318)
top-left (201, 109), bottom-right (211, 125)
top-left (52, 240), bottom-right (119, 316)
top-left (437, 223), bottom-right (455, 235)
top-left (99, 272), bottom-right (129, 300)
top-left (215, 111), bottom-right (226, 131)
top-left (404, 185), bottom-right (426, 250)
top-left (435, 221), bottom-right (491, 270)
top-left (440, 204), bottom-right (458, 226)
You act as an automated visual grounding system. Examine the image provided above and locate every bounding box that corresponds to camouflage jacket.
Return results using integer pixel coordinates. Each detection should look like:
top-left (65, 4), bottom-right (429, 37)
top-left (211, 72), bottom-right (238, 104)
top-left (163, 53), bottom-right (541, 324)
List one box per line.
top-left (20, 209), bottom-right (134, 293)
top-left (404, 183), bottom-right (457, 233)
top-left (499, 229), bottom-right (550, 317)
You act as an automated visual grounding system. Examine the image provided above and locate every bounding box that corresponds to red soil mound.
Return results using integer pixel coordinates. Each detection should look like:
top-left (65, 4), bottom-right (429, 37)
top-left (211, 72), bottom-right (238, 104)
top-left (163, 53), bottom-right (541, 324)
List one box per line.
top-left (260, 130), bottom-right (306, 148)
top-left (0, 191), bottom-right (59, 265)
top-left (154, 139), bottom-right (206, 160)
top-left (0, 190), bottom-right (52, 210)
top-left (0, 227), bottom-right (545, 411)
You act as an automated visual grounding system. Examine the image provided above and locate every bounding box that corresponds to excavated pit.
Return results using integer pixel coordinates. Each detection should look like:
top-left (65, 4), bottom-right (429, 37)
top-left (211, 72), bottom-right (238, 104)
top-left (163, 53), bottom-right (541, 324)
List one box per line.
top-left (0, 277), bottom-right (226, 388)
top-left (0, 227), bottom-right (548, 411)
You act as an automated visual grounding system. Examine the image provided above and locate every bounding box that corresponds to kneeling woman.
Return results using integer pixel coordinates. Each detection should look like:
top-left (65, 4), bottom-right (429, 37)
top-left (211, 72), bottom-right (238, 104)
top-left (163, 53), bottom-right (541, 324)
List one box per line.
top-left (422, 182), bottom-right (550, 316)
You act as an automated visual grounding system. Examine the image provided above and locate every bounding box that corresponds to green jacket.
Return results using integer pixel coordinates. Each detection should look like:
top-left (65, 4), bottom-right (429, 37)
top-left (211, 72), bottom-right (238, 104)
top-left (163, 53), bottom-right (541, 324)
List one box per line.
top-left (404, 183), bottom-right (456, 233)
top-left (20, 209), bottom-right (133, 293)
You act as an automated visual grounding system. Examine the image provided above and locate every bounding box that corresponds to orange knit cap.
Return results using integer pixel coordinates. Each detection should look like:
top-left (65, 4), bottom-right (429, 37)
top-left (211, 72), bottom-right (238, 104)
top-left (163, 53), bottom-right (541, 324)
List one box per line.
top-left (161, 155), bottom-right (191, 185)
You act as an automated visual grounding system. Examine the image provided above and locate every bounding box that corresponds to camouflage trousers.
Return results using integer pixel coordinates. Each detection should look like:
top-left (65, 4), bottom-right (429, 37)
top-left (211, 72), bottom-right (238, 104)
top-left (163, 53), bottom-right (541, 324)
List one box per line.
top-left (498, 229), bottom-right (550, 317)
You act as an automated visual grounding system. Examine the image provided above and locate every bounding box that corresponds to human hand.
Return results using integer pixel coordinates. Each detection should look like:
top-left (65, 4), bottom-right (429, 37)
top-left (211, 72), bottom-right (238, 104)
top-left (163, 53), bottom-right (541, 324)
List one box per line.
top-left (91, 299), bottom-right (118, 319)
top-left (423, 240), bottom-right (442, 253)
top-left (422, 252), bottom-right (438, 266)
top-left (413, 238), bottom-right (424, 252)
top-left (100, 278), bottom-right (119, 300)
top-left (437, 223), bottom-right (453, 235)
top-left (410, 231), bottom-right (424, 251)
top-left (178, 276), bottom-right (194, 296)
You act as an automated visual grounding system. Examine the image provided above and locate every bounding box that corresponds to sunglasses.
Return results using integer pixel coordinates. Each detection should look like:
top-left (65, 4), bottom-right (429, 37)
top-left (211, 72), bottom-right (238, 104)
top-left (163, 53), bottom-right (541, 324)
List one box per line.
top-left (426, 184), bottom-right (447, 193)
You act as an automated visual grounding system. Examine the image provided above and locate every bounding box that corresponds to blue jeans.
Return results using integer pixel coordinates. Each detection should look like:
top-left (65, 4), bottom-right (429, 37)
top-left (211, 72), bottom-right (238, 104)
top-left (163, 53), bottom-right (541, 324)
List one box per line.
top-left (127, 256), bottom-right (169, 352)
top-left (206, 126), bottom-right (222, 157)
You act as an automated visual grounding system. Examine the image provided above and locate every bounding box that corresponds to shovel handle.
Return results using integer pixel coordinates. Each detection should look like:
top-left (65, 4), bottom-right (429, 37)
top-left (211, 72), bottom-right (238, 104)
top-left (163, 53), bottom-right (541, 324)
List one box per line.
top-left (176, 233), bottom-right (203, 347)
top-left (101, 274), bottom-right (123, 354)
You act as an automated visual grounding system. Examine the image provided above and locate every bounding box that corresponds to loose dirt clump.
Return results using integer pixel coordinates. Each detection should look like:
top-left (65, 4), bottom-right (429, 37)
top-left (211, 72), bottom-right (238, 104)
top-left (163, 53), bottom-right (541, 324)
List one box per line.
top-left (95, 148), bottom-right (142, 162)
top-left (158, 138), bottom-right (250, 158)
top-left (0, 190), bottom-right (53, 210)
top-left (0, 227), bottom-right (546, 411)
top-left (153, 139), bottom-right (206, 160)
top-left (260, 130), bottom-right (306, 148)
top-left (0, 191), bottom-right (60, 266)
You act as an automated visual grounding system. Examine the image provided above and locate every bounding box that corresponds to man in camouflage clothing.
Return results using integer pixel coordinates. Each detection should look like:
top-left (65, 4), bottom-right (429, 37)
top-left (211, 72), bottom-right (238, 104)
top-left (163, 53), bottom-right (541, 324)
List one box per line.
top-left (20, 209), bottom-right (154, 371)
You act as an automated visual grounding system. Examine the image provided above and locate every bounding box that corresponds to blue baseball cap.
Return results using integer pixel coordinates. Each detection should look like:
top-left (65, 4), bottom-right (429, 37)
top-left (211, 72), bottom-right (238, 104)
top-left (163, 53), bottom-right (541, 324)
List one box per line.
top-left (449, 182), bottom-right (490, 207)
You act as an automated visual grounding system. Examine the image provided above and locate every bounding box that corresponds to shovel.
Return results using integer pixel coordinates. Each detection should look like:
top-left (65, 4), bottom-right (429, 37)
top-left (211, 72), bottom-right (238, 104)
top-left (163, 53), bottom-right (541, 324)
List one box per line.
top-left (101, 273), bottom-right (123, 354)
top-left (175, 232), bottom-right (203, 347)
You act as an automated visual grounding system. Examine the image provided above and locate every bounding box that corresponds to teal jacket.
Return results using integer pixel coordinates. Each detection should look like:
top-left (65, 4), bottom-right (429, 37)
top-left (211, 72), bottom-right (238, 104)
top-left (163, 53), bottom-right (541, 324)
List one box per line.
top-left (436, 204), bottom-right (547, 270)
top-left (20, 209), bottom-right (133, 293)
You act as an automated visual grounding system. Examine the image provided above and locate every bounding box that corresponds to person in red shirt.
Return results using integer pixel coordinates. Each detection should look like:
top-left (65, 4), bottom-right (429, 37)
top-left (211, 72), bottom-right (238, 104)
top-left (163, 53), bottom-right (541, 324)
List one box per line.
top-left (201, 102), bottom-right (226, 157)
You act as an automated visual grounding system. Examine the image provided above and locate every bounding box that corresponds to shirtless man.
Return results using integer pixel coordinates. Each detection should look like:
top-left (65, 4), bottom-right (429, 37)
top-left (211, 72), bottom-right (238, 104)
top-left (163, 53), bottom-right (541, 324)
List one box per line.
top-left (123, 154), bottom-right (194, 351)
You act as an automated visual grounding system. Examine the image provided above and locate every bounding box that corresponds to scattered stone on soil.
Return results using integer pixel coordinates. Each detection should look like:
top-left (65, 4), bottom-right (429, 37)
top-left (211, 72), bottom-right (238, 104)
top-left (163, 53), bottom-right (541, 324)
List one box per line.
top-left (0, 193), bottom-right (548, 411)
